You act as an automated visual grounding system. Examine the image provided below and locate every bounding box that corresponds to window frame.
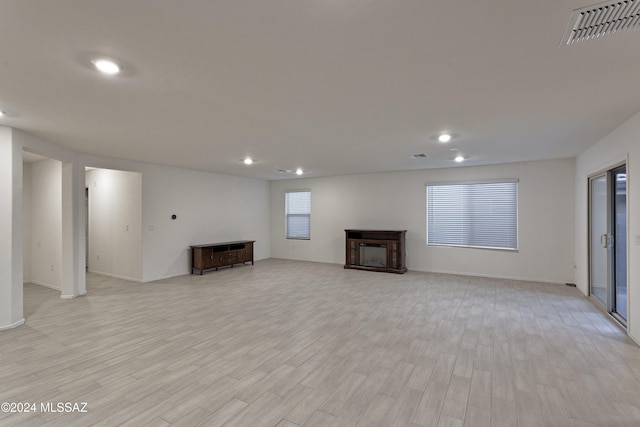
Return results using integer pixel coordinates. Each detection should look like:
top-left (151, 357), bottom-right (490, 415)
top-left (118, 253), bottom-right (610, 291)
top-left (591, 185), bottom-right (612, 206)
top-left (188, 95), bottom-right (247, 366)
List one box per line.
top-left (426, 179), bottom-right (519, 251)
top-left (285, 189), bottom-right (311, 240)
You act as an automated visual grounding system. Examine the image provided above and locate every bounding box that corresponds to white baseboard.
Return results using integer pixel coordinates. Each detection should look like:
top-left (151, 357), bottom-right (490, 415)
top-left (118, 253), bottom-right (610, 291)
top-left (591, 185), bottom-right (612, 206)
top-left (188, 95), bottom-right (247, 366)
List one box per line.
top-left (0, 318), bottom-right (25, 331)
top-left (272, 258), bottom-right (567, 285)
top-left (88, 269), bottom-right (141, 283)
top-left (27, 281), bottom-right (88, 299)
top-left (29, 280), bottom-right (61, 291)
top-left (145, 272), bottom-right (187, 282)
top-left (407, 267), bottom-right (566, 285)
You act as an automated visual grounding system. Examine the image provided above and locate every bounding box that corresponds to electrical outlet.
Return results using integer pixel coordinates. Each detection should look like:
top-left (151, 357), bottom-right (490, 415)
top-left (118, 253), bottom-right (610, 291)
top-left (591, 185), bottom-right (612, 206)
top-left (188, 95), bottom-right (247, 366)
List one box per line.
top-left (636, 234), bottom-right (640, 246)
top-left (125, 224), bottom-right (129, 231)
top-left (97, 254), bottom-right (100, 261)
top-left (50, 264), bottom-right (54, 272)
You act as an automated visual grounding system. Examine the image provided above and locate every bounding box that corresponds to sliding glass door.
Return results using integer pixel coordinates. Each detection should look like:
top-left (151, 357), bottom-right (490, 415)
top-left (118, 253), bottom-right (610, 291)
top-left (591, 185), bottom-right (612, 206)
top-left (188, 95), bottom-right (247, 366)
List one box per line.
top-left (589, 164), bottom-right (627, 325)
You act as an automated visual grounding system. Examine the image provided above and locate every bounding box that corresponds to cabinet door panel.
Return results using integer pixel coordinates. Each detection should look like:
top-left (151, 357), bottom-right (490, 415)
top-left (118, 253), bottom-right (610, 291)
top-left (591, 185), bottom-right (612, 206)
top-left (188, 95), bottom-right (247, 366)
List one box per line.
top-left (201, 248), bottom-right (215, 269)
top-left (211, 251), bottom-right (228, 267)
top-left (236, 248), bottom-right (248, 263)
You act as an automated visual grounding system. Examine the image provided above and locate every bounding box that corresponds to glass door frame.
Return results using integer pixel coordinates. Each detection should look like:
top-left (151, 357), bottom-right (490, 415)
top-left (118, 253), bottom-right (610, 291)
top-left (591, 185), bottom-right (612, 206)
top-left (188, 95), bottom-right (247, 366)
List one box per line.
top-left (610, 164), bottom-right (627, 325)
top-left (587, 160), bottom-right (628, 327)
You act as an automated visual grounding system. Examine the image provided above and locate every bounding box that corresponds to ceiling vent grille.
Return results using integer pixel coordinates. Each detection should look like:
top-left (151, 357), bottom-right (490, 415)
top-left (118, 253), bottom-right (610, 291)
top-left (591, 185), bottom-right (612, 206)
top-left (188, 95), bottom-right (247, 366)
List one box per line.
top-left (560, 0), bottom-right (640, 45)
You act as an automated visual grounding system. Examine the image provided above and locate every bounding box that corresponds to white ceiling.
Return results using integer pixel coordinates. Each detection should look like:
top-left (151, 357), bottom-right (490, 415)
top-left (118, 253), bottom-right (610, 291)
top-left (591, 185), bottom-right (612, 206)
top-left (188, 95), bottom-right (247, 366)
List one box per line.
top-left (2, 1), bottom-right (640, 180)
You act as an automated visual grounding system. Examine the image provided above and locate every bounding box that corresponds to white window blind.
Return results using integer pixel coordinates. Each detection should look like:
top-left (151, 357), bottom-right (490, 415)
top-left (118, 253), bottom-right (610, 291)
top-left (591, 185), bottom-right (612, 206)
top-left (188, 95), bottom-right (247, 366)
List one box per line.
top-left (285, 190), bottom-right (311, 239)
top-left (426, 180), bottom-right (518, 250)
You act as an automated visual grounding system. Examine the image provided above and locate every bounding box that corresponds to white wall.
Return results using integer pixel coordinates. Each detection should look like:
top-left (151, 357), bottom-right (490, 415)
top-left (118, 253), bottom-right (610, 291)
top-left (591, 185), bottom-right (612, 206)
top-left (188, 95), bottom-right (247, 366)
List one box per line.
top-left (22, 162), bottom-right (31, 283)
top-left (141, 165), bottom-right (270, 281)
top-left (82, 156), bottom-right (271, 282)
top-left (15, 127), bottom-right (270, 287)
top-left (575, 109), bottom-right (640, 343)
top-left (86, 168), bottom-right (142, 281)
top-left (270, 158), bottom-right (575, 284)
top-left (28, 159), bottom-right (63, 290)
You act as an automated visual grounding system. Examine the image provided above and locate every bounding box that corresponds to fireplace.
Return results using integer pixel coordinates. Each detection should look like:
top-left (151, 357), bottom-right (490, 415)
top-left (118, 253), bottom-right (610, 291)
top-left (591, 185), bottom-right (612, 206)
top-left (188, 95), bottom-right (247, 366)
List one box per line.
top-left (344, 230), bottom-right (407, 274)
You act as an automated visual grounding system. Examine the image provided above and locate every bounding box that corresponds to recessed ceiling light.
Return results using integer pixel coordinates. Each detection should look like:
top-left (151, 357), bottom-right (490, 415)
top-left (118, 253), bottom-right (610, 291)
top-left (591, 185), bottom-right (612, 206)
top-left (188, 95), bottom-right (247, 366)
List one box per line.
top-left (244, 157), bottom-right (253, 165)
top-left (455, 155), bottom-right (464, 163)
top-left (92, 59), bottom-right (120, 75)
top-left (438, 134), bottom-right (452, 143)
top-left (296, 168), bottom-right (303, 175)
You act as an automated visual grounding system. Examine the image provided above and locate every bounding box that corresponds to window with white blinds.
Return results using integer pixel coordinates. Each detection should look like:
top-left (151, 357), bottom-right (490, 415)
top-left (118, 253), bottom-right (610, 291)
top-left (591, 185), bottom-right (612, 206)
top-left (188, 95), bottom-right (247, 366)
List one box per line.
top-left (426, 180), bottom-right (518, 250)
top-left (285, 190), bottom-right (311, 239)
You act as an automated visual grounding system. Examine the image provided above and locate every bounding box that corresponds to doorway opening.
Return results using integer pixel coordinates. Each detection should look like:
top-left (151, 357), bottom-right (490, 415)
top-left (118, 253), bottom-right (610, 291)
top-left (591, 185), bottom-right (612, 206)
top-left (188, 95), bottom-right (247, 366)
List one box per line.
top-left (85, 167), bottom-right (142, 283)
top-left (22, 151), bottom-right (63, 293)
top-left (22, 150), bottom-right (64, 317)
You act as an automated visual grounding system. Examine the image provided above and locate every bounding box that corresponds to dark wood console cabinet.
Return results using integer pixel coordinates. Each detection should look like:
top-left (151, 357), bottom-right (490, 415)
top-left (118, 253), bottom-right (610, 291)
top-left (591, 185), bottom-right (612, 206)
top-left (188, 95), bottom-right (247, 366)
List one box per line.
top-left (190, 240), bottom-right (254, 275)
top-left (344, 230), bottom-right (407, 274)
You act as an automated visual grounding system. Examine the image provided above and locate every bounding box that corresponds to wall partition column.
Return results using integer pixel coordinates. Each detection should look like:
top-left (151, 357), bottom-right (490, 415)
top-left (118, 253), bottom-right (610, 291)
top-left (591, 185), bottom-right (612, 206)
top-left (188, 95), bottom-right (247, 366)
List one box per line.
top-left (0, 127), bottom-right (24, 330)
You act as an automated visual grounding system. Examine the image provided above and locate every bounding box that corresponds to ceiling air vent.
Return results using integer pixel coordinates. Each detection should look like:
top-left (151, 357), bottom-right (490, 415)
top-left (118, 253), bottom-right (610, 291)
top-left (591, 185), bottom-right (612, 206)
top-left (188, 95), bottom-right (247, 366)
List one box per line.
top-left (408, 153), bottom-right (429, 159)
top-left (560, 0), bottom-right (640, 45)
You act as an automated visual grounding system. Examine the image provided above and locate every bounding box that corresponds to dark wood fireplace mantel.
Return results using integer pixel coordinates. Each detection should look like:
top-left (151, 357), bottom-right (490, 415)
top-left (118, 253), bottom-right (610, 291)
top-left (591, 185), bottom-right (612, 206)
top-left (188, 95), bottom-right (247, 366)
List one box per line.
top-left (344, 230), bottom-right (407, 274)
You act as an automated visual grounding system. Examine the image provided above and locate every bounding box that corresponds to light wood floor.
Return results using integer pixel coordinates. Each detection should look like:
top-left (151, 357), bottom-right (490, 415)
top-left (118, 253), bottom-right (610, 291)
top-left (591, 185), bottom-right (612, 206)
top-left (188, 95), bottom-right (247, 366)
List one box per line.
top-left (2, 259), bottom-right (640, 426)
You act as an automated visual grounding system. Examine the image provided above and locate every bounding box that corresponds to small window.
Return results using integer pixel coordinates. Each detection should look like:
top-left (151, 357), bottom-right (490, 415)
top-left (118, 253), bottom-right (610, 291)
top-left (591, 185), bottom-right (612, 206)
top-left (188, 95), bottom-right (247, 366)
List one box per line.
top-left (285, 190), bottom-right (311, 239)
top-left (426, 180), bottom-right (518, 250)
